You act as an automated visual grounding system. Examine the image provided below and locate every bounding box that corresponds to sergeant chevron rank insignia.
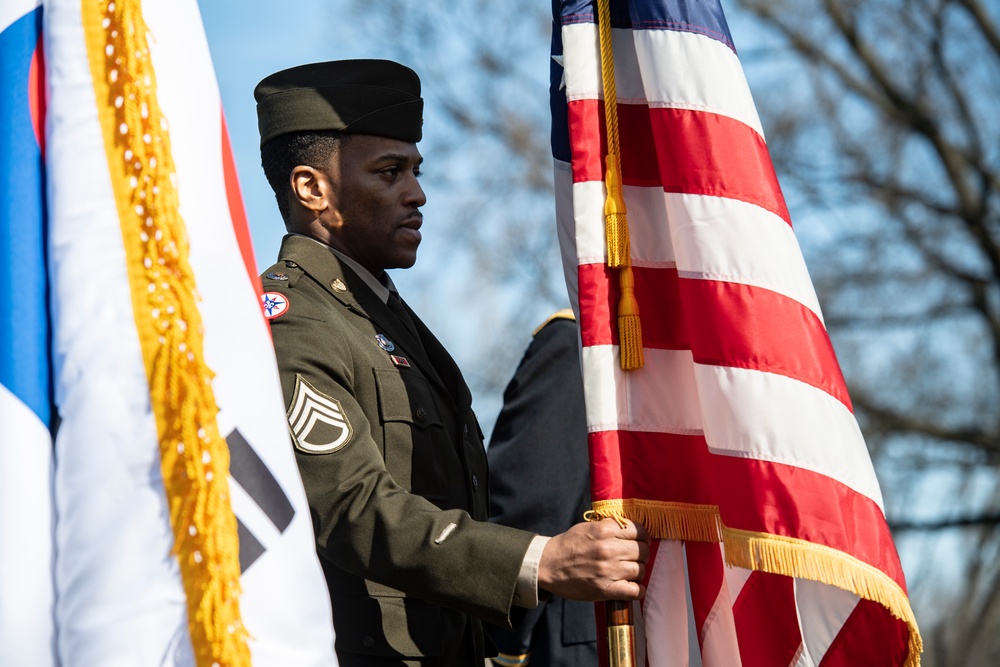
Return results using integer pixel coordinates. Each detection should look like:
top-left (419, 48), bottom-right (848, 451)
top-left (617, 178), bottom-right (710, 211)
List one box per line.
top-left (287, 375), bottom-right (353, 454)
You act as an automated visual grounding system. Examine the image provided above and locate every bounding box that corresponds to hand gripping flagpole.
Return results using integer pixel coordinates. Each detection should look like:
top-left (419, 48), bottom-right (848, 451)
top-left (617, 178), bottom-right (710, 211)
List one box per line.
top-left (597, 0), bottom-right (643, 372)
top-left (596, 3), bottom-right (640, 664)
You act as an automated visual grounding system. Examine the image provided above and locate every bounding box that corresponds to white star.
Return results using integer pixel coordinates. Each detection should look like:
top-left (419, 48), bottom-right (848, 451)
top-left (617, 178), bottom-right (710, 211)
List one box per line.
top-left (552, 53), bottom-right (566, 91)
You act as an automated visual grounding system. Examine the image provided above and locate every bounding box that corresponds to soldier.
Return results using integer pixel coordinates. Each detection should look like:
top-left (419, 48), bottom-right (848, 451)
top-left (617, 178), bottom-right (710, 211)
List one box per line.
top-left (255, 59), bottom-right (648, 667)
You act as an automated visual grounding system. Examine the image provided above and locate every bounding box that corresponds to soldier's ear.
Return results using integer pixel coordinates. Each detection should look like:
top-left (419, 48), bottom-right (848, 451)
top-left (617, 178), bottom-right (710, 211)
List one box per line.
top-left (290, 165), bottom-right (330, 213)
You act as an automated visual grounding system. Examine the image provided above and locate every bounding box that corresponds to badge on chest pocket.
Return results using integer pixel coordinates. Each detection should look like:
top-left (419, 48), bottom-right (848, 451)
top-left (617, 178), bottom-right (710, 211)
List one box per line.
top-left (287, 375), bottom-right (353, 454)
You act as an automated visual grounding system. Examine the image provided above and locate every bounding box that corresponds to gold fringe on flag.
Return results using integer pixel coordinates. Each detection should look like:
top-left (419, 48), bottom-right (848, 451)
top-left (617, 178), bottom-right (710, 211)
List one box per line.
top-left (589, 498), bottom-right (922, 666)
top-left (596, 0), bottom-right (643, 370)
top-left (83, 1), bottom-right (251, 664)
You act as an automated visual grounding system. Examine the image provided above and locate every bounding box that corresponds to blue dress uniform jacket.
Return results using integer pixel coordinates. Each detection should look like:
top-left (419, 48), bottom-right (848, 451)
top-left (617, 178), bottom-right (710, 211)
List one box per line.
top-left (485, 315), bottom-right (598, 667)
top-left (261, 235), bottom-right (535, 666)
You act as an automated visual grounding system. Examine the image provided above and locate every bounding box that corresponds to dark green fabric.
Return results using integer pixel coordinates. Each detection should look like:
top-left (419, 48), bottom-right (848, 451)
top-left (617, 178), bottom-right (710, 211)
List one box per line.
top-left (261, 235), bottom-right (535, 666)
top-left (255, 59), bottom-right (423, 146)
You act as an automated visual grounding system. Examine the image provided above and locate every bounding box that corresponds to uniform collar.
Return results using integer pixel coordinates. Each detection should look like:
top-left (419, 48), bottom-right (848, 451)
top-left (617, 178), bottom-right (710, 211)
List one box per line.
top-left (276, 234), bottom-right (473, 421)
top-left (288, 233), bottom-right (398, 304)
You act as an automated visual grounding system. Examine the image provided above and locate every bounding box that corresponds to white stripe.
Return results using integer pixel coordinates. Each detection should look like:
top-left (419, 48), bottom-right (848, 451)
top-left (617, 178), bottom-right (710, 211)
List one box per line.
top-left (722, 555), bottom-right (752, 605)
top-left (695, 364), bottom-right (884, 509)
top-left (0, 388), bottom-right (55, 667)
top-left (569, 182), bottom-right (823, 321)
top-left (555, 159), bottom-right (580, 318)
top-left (580, 347), bottom-right (883, 507)
top-left (571, 181), bottom-right (677, 267)
top-left (642, 540), bottom-right (692, 667)
top-left (794, 578), bottom-right (860, 666)
top-left (692, 544), bottom-right (742, 667)
top-left (0, 0), bottom-right (40, 35)
top-left (668, 194), bottom-right (822, 323)
top-left (582, 346), bottom-right (703, 434)
top-left (561, 23), bottom-right (764, 137)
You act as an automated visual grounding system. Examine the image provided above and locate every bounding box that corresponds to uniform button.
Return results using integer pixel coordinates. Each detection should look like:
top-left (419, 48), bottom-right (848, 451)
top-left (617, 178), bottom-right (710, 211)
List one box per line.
top-left (361, 635), bottom-right (375, 648)
top-left (464, 424), bottom-right (469, 436)
top-left (472, 474), bottom-right (479, 490)
top-left (415, 407), bottom-right (428, 422)
top-left (284, 260), bottom-right (298, 268)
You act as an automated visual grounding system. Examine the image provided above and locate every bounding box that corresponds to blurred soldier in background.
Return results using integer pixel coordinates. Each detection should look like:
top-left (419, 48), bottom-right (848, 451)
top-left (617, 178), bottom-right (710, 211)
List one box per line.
top-left (486, 311), bottom-right (598, 667)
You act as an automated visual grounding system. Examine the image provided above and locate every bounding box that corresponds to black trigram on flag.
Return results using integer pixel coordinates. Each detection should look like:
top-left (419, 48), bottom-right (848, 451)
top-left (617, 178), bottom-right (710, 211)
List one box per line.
top-left (227, 428), bottom-right (295, 572)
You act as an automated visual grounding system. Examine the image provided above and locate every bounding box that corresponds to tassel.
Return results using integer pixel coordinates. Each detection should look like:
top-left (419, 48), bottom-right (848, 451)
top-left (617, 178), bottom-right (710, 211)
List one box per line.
top-left (617, 266), bottom-right (644, 370)
top-left (604, 154), bottom-right (631, 269)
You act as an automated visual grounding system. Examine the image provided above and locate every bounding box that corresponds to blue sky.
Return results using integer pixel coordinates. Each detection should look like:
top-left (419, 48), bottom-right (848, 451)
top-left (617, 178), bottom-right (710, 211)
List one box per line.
top-left (200, 1), bottom-right (354, 270)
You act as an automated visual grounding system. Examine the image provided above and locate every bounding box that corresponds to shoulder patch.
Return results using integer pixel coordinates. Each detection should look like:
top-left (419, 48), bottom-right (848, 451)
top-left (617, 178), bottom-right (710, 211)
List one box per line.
top-left (261, 291), bottom-right (290, 320)
top-left (287, 375), bottom-right (353, 454)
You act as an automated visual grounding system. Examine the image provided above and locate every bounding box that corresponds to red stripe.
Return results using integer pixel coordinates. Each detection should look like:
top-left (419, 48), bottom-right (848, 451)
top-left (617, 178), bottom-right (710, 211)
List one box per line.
top-left (567, 99), bottom-right (790, 224)
top-left (578, 264), bottom-right (851, 409)
top-left (732, 571), bottom-right (802, 667)
top-left (221, 112), bottom-right (261, 296)
top-left (28, 35), bottom-right (45, 158)
top-left (818, 598), bottom-right (910, 667)
top-left (684, 541), bottom-right (725, 650)
top-left (588, 430), bottom-right (907, 589)
top-left (578, 263), bottom-right (688, 350)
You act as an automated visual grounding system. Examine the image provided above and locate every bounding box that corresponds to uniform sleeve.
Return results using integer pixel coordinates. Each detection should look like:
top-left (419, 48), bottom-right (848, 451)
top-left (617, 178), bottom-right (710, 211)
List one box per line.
top-left (268, 287), bottom-right (535, 628)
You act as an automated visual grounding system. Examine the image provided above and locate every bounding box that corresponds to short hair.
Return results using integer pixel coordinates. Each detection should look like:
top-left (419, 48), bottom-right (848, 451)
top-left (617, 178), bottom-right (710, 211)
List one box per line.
top-left (259, 130), bottom-right (351, 223)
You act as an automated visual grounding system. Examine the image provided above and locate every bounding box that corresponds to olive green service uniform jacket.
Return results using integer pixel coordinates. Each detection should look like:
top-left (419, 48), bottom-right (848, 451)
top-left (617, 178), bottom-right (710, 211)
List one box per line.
top-left (261, 235), bottom-right (535, 666)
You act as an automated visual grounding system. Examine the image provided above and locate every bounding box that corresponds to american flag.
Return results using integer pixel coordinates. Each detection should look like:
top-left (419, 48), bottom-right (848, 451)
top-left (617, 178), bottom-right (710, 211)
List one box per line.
top-left (551, 0), bottom-right (921, 664)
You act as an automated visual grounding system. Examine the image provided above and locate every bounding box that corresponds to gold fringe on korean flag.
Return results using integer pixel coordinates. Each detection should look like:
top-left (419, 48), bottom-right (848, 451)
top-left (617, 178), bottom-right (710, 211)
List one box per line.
top-left (587, 498), bottom-right (922, 667)
top-left (82, 1), bottom-right (250, 664)
top-left (596, 0), bottom-right (643, 371)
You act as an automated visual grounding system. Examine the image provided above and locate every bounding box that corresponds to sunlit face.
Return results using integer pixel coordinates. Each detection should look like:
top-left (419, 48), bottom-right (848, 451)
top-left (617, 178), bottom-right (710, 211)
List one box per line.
top-left (321, 134), bottom-right (426, 275)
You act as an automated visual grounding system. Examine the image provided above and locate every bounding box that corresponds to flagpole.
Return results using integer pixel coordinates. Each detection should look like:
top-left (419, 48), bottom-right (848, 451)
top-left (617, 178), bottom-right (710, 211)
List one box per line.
top-left (596, 0), bottom-right (640, 660)
top-left (606, 600), bottom-right (636, 667)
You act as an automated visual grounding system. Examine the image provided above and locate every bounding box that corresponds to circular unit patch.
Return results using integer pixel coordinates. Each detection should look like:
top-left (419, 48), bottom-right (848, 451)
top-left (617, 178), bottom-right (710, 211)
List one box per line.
top-left (261, 291), bottom-right (290, 320)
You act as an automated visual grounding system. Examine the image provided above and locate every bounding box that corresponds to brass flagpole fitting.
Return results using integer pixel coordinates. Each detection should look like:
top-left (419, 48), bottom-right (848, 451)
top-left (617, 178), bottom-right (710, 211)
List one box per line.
top-left (606, 600), bottom-right (637, 667)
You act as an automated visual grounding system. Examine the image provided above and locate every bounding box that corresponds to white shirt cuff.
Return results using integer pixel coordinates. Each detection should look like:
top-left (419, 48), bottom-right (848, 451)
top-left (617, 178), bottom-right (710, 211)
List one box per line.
top-left (512, 535), bottom-right (550, 608)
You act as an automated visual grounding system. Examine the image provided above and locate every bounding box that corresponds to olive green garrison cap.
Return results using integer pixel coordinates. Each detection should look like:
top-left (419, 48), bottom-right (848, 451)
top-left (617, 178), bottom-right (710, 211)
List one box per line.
top-left (254, 59), bottom-right (423, 146)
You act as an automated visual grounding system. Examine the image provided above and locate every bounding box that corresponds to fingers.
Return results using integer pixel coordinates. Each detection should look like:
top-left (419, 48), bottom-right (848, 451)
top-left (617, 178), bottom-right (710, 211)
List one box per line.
top-left (604, 579), bottom-right (646, 601)
top-left (537, 518), bottom-right (651, 602)
top-left (612, 518), bottom-right (650, 544)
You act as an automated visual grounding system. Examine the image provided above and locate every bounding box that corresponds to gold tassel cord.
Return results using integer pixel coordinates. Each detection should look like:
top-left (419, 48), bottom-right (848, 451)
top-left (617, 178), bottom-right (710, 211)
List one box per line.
top-left (82, 1), bottom-right (251, 664)
top-left (589, 499), bottom-right (922, 667)
top-left (596, 0), bottom-right (643, 370)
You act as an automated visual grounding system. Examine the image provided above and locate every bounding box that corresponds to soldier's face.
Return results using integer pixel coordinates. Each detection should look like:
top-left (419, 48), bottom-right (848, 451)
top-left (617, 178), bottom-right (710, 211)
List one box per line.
top-left (323, 135), bottom-right (426, 275)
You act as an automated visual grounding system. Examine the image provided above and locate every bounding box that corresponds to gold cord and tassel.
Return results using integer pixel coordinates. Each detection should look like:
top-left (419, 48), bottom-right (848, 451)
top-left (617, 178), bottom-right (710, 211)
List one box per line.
top-left (597, 0), bottom-right (643, 370)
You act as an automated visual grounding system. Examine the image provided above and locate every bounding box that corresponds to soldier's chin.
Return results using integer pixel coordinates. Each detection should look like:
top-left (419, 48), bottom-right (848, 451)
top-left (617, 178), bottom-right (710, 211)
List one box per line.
top-left (390, 250), bottom-right (418, 270)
